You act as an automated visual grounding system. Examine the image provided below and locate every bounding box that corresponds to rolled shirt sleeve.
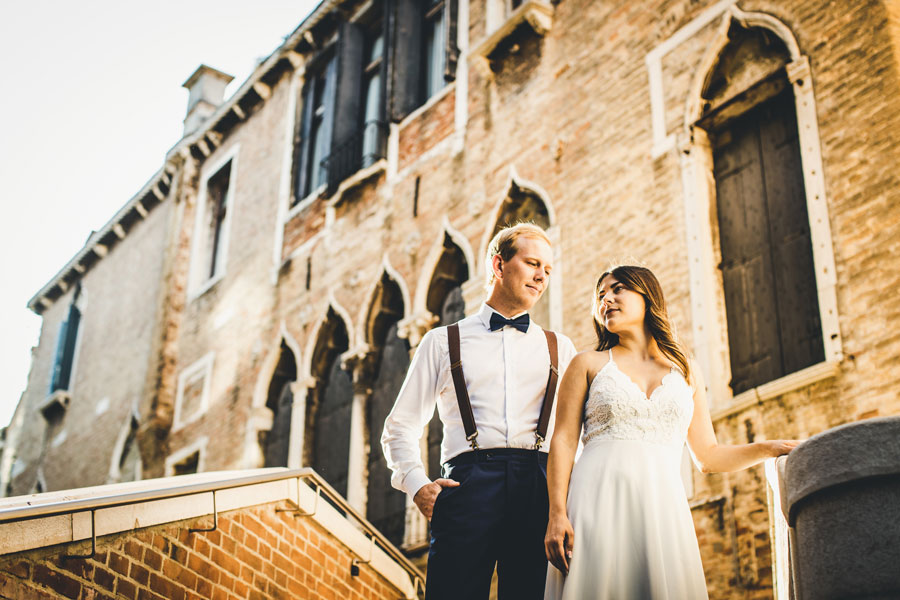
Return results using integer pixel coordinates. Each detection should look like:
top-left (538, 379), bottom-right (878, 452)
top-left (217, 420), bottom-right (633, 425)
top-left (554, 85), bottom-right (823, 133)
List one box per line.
top-left (381, 328), bottom-right (443, 499)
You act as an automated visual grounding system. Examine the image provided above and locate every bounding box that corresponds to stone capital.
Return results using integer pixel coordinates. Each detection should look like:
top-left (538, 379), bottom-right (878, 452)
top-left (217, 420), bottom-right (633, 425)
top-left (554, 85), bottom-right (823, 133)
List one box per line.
top-left (397, 312), bottom-right (439, 349)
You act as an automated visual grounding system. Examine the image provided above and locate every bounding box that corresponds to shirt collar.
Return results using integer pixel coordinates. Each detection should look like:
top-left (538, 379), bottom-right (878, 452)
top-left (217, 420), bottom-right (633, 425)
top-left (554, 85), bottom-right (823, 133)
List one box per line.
top-left (477, 303), bottom-right (530, 332)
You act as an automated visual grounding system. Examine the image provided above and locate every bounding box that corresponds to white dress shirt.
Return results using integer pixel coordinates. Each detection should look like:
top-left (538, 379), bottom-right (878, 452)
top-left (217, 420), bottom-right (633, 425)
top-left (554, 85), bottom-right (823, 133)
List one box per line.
top-left (381, 303), bottom-right (577, 499)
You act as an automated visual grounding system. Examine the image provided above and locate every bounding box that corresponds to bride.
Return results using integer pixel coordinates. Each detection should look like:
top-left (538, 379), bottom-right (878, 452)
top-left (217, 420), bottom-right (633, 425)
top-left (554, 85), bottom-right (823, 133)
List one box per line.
top-left (543, 266), bottom-right (798, 599)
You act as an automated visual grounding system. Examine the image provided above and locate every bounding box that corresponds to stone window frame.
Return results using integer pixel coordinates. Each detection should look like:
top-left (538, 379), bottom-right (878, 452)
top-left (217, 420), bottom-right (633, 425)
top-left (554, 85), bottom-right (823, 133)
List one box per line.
top-left (476, 168), bottom-right (563, 332)
top-left (244, 325), bottom-right (304, 470)
top-left (648, 4), bottom-right (843, 415)
top-left (187, 143), bottom-right (240, 300)
top-left (297, 296), bottom-right (359, 497)
top-left (107, 407), bottom-right (142, 484)
top-left (164, 436), bottom-right (208, 477)
top-left (173, 352), bottom-right (215, 431)
top-left (348, 258), bottom-right (414, 526)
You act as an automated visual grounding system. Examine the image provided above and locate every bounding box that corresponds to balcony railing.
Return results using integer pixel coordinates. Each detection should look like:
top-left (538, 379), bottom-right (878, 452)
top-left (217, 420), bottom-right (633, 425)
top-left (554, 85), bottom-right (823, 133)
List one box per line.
top-left (324, 120), bottom-right (388, 193)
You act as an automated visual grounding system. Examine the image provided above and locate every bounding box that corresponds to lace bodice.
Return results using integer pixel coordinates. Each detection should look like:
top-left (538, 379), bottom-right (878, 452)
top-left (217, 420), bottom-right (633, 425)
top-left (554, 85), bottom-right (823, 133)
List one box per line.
top-left (582, 351), bottom-right (694, 447)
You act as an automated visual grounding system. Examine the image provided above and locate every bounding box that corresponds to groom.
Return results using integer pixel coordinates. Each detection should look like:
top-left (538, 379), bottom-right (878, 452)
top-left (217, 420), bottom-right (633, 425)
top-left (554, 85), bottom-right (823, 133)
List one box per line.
top-left (382, 223), bottom-right (576, 599)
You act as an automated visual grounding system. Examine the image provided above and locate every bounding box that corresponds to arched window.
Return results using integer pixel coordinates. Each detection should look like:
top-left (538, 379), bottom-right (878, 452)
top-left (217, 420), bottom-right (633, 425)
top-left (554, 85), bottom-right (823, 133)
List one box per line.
top-left (698, 21), bottom-right (824, 394)
top-left (488, 181), bottom-right (552, 328)
top-left (261, 341), bottom-right (297, 468)
top-left (424, 234), bottom-right (469, 479)
top-left (109, 410), bottom-right (141, 484)
top-left (307, 309), bottom-right (352, 497)
top-left (364, 273), bottom-right (409, 547)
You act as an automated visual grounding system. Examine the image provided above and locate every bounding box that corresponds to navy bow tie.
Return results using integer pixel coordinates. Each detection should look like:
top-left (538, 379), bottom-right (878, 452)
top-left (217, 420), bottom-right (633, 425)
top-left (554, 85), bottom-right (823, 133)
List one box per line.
top-left (489, 312), bottom-right (530, 333)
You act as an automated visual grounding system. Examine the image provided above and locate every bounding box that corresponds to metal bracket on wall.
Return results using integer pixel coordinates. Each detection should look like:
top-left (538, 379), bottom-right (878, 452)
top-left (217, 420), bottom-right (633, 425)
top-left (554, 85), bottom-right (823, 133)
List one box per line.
top-left (351, 534), bottom-right (376, 576)
top-left (189, 490), bottom-right (218, 533)
top-left (276, 475), bottom-right (320, 517)
top-left (63, 509), bottom-right (96, 560)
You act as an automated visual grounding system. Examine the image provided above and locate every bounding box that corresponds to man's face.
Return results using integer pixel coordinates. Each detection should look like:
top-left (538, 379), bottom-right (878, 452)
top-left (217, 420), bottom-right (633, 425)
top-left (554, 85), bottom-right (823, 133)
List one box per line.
top-left (494, 236), bottom-right (553, 311)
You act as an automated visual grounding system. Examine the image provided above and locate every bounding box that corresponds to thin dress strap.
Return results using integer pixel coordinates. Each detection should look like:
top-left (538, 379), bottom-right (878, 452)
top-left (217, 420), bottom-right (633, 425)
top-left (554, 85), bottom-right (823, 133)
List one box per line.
top-left (608, 348), bottom-right (614, 363)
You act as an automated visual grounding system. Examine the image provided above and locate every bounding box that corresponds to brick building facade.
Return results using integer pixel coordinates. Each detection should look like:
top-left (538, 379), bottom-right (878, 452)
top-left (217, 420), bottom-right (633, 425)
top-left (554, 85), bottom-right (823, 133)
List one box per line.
top-left (4, 0), bottom-right (900, 597)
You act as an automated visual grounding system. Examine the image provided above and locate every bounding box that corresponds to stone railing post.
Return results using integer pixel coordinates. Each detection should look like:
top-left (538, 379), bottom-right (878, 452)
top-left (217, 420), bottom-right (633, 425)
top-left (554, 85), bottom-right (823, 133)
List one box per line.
top-left (783, 416), bottom-right (900, 599)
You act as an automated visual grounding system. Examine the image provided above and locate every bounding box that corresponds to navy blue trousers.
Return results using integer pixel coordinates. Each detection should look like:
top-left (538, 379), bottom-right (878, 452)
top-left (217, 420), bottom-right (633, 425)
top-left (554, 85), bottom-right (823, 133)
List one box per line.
top-left (425, 449), bottom-right (549, 600)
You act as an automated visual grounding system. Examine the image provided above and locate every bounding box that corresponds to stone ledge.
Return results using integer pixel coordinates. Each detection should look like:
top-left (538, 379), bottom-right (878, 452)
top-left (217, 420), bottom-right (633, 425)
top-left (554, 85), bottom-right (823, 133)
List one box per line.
top-left (38, 390), bottom-right (71, 421)
top-left (711, 360), bottom-right (841, 421)
top-left (470, 0), bottom-right (554, 61)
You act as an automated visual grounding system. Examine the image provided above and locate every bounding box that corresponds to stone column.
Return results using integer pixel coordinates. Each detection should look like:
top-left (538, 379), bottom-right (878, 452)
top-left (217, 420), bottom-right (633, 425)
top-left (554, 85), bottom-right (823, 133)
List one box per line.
top-left (784, 416), bottom-right (900, 599)
top-left (343, 347), bottom-right (376, 514)
top-left (286, 377), bottom-right (315, 469)
top-left (396, 313), bottom-right (438, 551)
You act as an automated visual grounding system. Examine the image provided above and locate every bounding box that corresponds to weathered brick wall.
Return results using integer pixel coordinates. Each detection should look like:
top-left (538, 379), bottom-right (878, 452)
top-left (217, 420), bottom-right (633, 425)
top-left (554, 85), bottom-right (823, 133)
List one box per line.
top-left (8, 198), bottom-right (174, 496)
top-left (9, 0), bottom-right (900, 598)
top-left (148, 67), bottom-right (296, 478)
top-left (0, 503), bottom-right (403, 600)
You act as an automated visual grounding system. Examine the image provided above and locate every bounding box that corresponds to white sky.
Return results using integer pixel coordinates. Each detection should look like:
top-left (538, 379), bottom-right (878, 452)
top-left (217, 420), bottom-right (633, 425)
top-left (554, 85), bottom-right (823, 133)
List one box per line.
top-left (0, 1), bottom-right (320, 428)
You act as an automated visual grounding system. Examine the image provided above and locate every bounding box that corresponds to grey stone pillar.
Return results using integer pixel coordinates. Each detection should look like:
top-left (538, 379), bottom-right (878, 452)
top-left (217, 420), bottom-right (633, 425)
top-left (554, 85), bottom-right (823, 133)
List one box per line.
top-left (784, 416), bottom-right (900, 599)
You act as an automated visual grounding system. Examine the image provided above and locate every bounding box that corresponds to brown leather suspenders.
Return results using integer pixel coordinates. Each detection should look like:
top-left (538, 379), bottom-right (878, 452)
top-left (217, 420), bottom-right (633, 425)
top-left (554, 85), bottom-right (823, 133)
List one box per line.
top-left (447, 324), bottom-right (479, 448)
top-left (537, 329), bottom-right (560, 449)
top-left (447, 323), bottom-right (559, 450)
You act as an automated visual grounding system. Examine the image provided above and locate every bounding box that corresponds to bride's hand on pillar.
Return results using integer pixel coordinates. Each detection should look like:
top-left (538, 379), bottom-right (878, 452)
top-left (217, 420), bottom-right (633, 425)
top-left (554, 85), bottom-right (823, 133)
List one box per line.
top-left (545, 513), bottom-right (575, 574)
top-left (762, 439), bottom-right (802, 457)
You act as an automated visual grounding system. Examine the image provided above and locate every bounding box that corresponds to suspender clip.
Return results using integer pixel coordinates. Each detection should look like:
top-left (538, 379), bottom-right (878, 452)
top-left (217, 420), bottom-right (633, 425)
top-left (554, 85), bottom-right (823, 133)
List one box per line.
top-left (533, 433), bottom-right (545, 450)
top-left (466, 432), bottom-right (480, 450)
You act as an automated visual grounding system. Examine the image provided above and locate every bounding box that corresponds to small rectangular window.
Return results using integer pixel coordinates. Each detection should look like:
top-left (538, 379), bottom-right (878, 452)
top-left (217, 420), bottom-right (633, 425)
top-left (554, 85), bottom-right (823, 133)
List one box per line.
top-left (391, 0), bottom-right (457, 121)
top-left (361, 22), bottom-right (386, 169)
top-left (174, 353), bottom-right (214, 429)
top-left (295, 56), bottom-right (337, 203)
top-left (205, 161), bottom-right (232, 280)
top-left (423, 0), bottom-right (447, 101)
top-left (172, 451), bottom-right (200, 476)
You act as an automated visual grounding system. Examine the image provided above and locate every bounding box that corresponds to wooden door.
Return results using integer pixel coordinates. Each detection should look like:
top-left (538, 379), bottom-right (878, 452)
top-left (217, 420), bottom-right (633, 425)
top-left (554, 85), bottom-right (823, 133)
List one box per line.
top-left (713, 90), bottom-right (823, 395)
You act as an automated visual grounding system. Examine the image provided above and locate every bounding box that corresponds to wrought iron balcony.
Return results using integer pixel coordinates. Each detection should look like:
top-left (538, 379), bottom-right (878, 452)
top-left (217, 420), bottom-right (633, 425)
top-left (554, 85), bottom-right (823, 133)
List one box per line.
top-left (323, 120), bottom-right (388, 193)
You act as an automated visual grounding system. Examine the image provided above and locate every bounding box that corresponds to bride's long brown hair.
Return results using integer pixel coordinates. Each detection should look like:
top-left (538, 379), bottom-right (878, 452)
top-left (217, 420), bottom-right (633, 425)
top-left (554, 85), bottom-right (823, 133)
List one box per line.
top-left (592, 265), bottom-right (691, 383)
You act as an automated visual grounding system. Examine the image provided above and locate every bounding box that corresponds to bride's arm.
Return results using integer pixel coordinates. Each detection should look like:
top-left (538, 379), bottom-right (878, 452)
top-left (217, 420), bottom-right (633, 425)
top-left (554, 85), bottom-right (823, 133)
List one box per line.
top-left (545, 351), bottom-right (593, 573)
top-left (686, 363), bottom-right (799, 473)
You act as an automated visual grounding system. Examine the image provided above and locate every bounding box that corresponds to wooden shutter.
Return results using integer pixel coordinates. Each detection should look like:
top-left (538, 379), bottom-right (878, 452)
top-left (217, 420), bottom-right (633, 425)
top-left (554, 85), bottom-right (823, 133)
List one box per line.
top-left (50, 320), bottom-right (70, 393)
top-left (313, 356), bottom-right (353, 498)
top-left (390, 0), bottom-right (424, 121)
top-left (380, 0), bottom-right (393, 121)
top-left (366, 323), bottom-right (410, 547)
top-left (758, 93), bottom-right (824, 373)
top-left (330, 21), bottom-right (366, 190)
top-left (54, 305), bottom-right (81, 392)
top-left (714, 106), bottom-right (782, 394)
top-left (294, 81), bottom-right (316, 200)
top-left (318, 57), bottom-right (338, 191)
top-left (444, 0), bottom-right (459, 82)
top-left (713, 89), bottom-right (822, 394)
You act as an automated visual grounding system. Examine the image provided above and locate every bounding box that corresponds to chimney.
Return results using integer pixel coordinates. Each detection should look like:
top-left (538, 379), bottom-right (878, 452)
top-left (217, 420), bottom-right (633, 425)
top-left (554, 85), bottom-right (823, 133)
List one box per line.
top-left (182, 64), bottom-right (234, 137)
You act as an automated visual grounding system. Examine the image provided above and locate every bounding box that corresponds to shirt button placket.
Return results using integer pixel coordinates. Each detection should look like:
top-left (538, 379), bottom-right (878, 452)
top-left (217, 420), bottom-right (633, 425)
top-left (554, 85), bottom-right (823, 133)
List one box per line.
top-left (503, 326), bottom-right (511, 445)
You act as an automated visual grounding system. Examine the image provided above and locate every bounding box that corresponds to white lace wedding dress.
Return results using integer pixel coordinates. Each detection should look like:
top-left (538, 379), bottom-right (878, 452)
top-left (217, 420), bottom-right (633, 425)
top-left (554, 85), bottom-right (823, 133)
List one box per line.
top-left (544, 350), bottom-right (708, 599)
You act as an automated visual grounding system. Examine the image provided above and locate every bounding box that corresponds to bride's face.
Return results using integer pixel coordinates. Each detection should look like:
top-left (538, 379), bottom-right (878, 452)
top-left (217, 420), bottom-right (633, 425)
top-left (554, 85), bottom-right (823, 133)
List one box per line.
top-left (597, 275), bottom-right (646, 333)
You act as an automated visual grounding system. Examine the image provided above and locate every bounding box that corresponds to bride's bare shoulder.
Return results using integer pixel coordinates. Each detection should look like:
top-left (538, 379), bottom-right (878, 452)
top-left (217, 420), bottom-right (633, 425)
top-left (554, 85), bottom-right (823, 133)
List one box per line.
top-left (569, 349), bottom-right (610, 383)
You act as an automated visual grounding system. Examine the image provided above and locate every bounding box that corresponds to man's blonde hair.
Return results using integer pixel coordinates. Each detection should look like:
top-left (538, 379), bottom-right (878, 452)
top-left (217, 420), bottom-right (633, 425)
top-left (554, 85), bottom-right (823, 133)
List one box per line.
top-left (485, 223), bottom-right (552, 288)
